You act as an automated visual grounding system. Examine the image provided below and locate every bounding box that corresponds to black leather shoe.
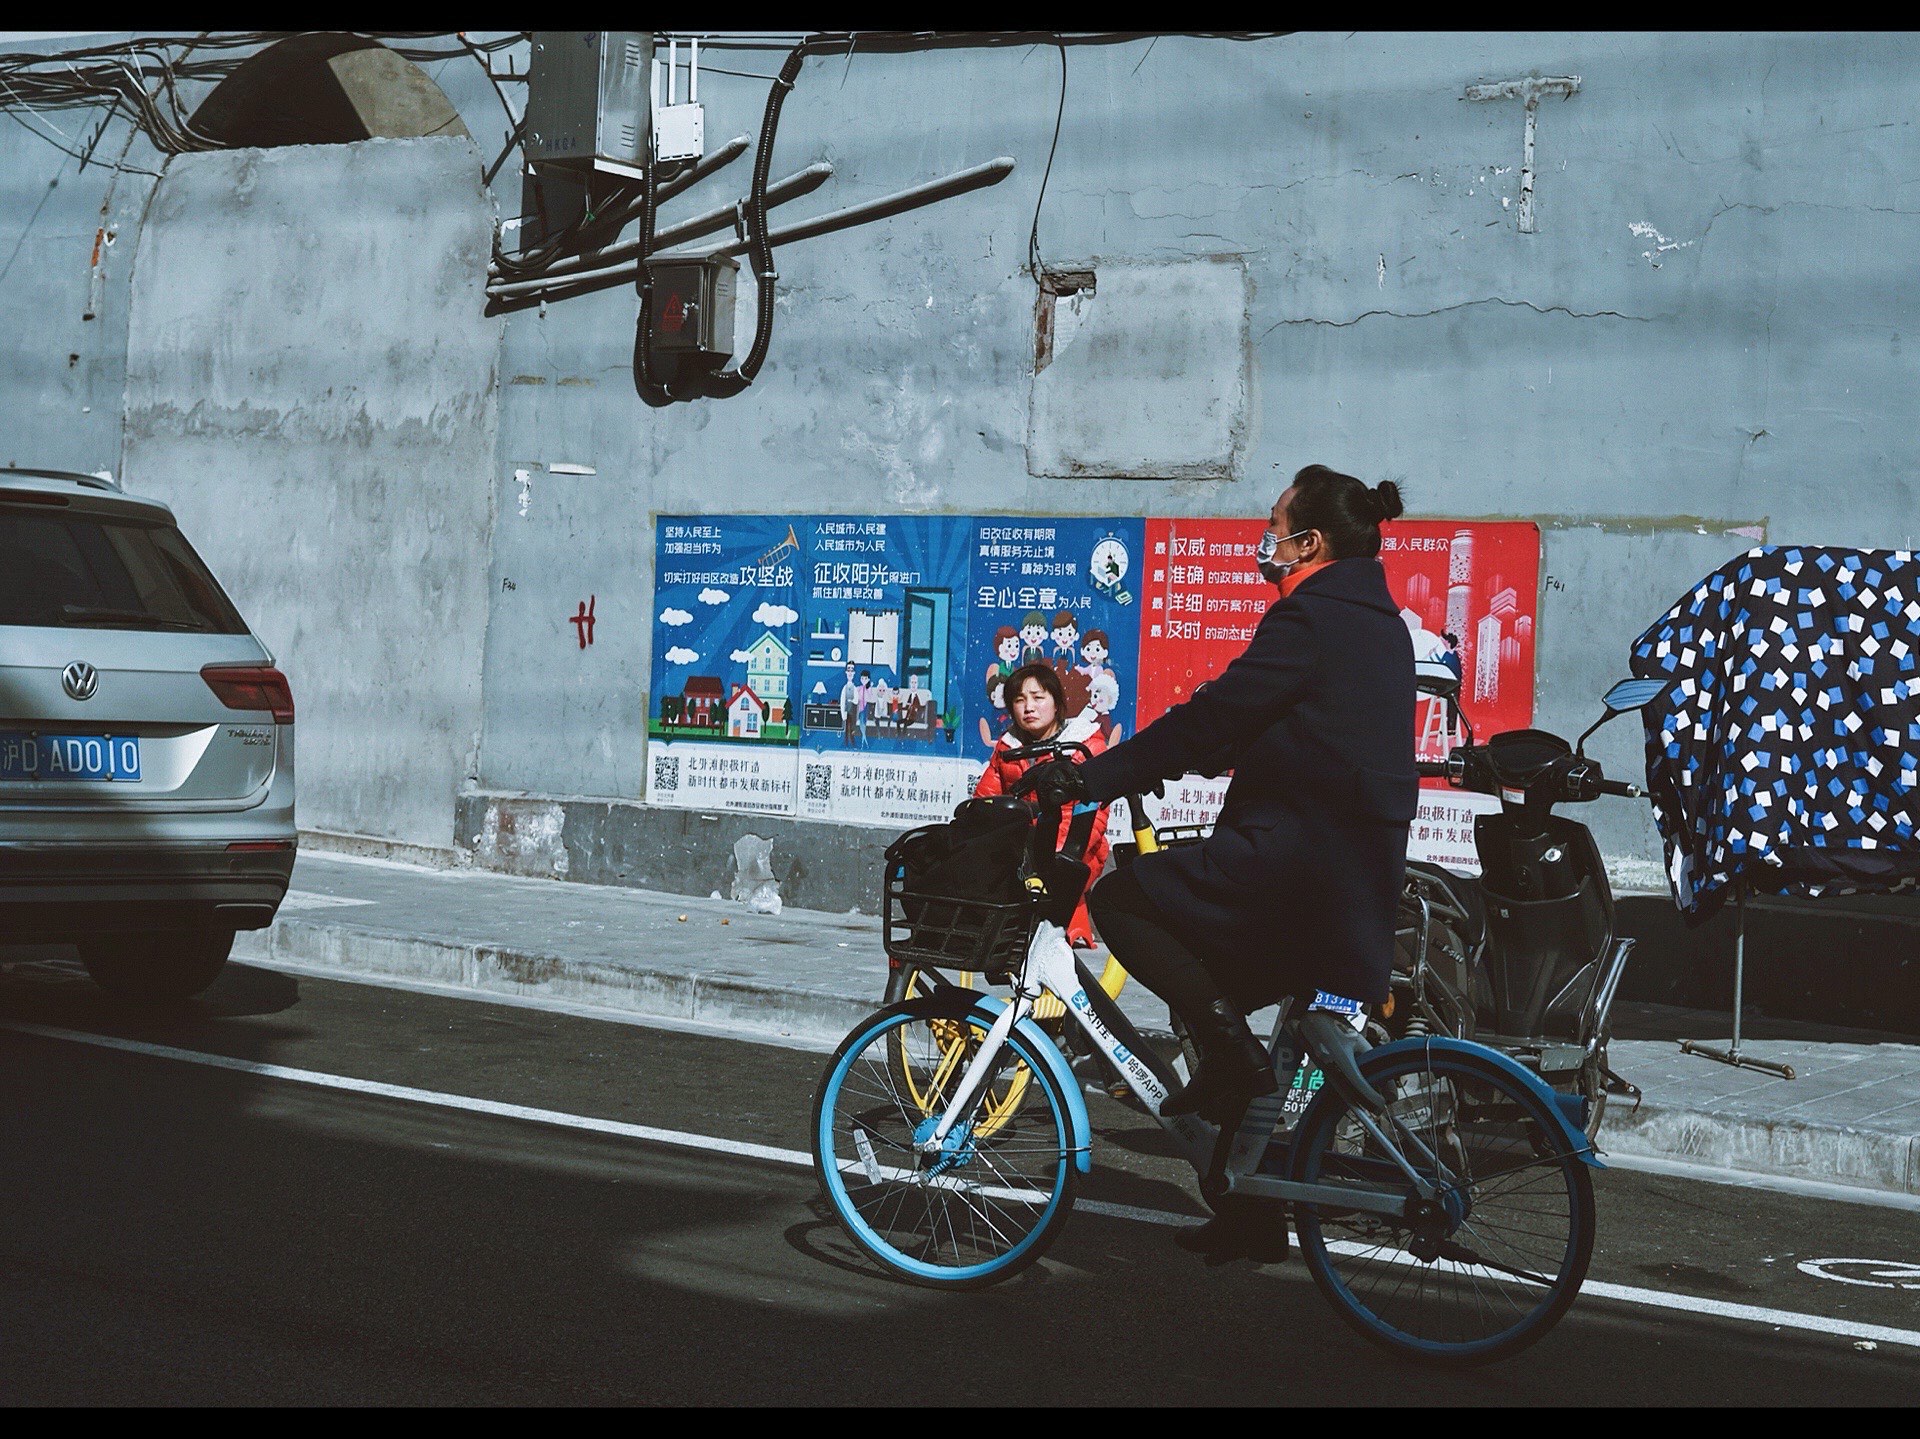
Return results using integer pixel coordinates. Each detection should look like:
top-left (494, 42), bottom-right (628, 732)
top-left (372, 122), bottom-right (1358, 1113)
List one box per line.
top-left (1173, 1209), bottom-right (1291, 1264)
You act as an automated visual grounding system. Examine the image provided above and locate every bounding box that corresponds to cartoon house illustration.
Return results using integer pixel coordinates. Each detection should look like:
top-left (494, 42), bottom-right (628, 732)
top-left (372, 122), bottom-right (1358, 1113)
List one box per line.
top-left (739, 630), bottom-right (791, 723)
top-left (681, 676), bottom-right (724, 728)
top-left (727, 683), bottom-right (765, 738)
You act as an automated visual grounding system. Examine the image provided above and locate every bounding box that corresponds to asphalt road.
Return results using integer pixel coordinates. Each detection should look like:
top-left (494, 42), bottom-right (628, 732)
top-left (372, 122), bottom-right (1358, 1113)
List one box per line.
top-left (2, 953), bottom-right (1918, 1405)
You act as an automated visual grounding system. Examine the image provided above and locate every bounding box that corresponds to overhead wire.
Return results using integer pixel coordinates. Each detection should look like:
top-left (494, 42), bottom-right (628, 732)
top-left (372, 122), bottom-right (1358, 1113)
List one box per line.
top-left (1027, 35), bottom-right (1066, 279)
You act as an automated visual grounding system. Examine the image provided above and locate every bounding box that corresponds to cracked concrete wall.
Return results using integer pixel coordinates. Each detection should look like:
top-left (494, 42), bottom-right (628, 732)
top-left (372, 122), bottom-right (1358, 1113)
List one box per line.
top-left (4, 32), bottom-right (1916, 884)
top-left (475, 31), bottom-right (1920, 873)
top-left (121, 138), bottom-right (500, 849)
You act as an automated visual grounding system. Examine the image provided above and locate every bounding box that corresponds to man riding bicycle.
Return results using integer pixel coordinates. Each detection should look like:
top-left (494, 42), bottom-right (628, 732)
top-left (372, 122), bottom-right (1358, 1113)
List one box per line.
top-left (1027, 465), bottom-right (1419, 1255)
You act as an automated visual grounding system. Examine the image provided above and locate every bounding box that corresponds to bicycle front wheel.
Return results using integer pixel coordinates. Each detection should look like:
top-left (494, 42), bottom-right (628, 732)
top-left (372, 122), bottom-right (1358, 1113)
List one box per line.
top-left (814, 996), bottom-right (1078, 1289)
top-left (1290, 1044), bottom-right (1595, 1365)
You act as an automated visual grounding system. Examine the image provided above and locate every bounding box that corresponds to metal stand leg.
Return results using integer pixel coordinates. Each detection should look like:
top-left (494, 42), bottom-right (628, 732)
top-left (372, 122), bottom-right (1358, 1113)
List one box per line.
top-left (1681, 888), bottom-right (1797, 1079)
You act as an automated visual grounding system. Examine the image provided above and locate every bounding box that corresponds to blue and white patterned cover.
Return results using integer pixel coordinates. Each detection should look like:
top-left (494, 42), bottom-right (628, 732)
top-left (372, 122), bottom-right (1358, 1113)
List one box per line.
top-left (1630, 546), bottom-right (1920, 923)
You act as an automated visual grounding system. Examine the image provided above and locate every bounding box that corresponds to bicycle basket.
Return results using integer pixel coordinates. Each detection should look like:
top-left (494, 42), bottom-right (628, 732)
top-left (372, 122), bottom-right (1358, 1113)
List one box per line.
top-left (884, 860), bottom-right (1037, 974)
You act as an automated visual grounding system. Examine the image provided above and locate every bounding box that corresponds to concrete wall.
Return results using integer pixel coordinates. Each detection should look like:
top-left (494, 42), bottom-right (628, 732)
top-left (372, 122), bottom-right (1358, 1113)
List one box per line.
top-left (5, 30), bottom-right (1920, 900)
top-left (474, 30), bottom-right (1920, 887)
top-left (0, 45), bottom-right (150, 477)
top-left (121, 138), bottom-right (499, 850)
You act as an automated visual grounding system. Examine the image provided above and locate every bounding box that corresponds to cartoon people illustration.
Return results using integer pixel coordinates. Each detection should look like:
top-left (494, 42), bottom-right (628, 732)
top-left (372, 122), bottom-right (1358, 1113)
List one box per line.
top-left (1019, 610), bottom-right (1049, 667)
top-left (979, 671), bottom-right (1009, 749)
top-left (839, 662), bottom-right (860, 746)
top-left (1049, 610), bottom-right (1080, 670)
top-left (871, 676), bottom-right (893, 734)
top-left (1089, 669), bottom-right (1123, 743)
top-left (1075, 628), bottom-right (1112, 681)
top-left (1059, 666), bottom-right (1095, 727)
top-left (991, 625), bottom-right (1021, 681)
top-left (858, 669), bottom-right (873, 741)
top-left (903, 673), bottom-right (927, 729)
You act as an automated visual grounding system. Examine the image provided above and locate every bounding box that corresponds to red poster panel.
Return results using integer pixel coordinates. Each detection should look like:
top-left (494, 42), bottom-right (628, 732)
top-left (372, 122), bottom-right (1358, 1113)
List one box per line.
top-left (1134, 518), bottom-right (1541, 874)
top-left (1137, 518), bottom-right (1269, 726)
top-left (1137, 519), bottom-right (1540, 746)
top-left (1381, 521), bottom-right (1541, 760)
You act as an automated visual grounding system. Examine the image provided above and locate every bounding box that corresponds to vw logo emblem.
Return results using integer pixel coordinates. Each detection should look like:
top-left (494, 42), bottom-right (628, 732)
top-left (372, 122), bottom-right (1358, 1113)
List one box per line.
top-left (62, 661), bottom-right (99, 702)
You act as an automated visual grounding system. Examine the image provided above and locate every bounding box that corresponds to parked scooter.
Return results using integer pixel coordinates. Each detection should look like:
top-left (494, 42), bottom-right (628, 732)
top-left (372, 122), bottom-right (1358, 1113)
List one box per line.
top-left (1394, 668), bottom-right (1663, 1136)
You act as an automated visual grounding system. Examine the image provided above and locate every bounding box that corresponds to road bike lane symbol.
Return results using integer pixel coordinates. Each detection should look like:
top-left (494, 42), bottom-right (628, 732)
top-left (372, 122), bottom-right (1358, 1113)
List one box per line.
top-left (1796, 1257), bottom-right (1920, 1289)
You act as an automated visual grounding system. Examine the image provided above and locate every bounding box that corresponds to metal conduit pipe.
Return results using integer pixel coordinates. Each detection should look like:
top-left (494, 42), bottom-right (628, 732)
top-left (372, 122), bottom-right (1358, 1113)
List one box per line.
top-left (658, 156), bottom-right (1016, 261)
top-left (486, 156), bottom-right (1016, 310)
top-left (503, 160), bottom-right (834, 290)
top-left (488, 134), bottom-right (751, 284)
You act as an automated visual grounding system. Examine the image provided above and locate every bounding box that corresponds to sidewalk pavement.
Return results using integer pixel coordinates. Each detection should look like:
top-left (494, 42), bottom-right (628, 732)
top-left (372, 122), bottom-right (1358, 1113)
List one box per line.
top-left (231, 851), bottom-right (1920, 1199)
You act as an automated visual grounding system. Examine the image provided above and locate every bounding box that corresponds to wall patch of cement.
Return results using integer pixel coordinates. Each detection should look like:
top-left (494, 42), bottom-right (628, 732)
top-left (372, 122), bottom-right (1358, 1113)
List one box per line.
top-left (1027, 257), bottom-right (1251, 480)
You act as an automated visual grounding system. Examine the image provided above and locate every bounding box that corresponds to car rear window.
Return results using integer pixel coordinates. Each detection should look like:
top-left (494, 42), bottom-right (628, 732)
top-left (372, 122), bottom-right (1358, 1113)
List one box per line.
top-left (0, 505), bottom-right (249, 633)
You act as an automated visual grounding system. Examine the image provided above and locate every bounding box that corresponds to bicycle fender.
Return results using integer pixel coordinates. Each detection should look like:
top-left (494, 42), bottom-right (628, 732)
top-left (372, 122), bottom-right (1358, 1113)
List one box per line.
top-left (1352, 1035), bottom-right (1605, 1169)
top-left (966, 995), bottom-right (1094, 1174)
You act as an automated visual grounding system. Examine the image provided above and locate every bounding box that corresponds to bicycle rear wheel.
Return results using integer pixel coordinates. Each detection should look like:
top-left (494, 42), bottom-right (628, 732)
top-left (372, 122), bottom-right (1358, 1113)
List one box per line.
top-left (1289, 1045), bottom-right (1595, 1364)
top-left (814, 996), bottom-right (1078, 1289)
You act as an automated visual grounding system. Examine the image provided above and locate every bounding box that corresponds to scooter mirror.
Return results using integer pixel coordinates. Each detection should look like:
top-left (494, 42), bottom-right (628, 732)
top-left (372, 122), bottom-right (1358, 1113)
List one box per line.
top-left (1601, 677), bottom-right (1666, 713)
top-left (1414, 659), bottom-right (1461, 700)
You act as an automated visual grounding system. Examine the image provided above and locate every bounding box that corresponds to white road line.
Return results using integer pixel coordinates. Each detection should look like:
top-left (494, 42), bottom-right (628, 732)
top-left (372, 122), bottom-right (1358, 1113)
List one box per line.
top-left (9, 1018), bottom-right (1920, 1352)
top-left (1, 1020), bottom-right (807, 1168)
top-left (1575, 1279), bottom-right (1920, 1349)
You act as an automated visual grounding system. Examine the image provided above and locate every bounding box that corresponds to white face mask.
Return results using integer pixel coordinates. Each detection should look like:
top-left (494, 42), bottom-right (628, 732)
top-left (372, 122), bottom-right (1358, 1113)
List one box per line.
top-left (1256, 527), bottom-right (1312, 582)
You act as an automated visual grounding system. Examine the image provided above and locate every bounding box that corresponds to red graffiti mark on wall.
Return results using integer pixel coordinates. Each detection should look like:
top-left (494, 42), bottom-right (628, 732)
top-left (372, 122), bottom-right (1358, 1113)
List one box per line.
top-left (571, 596), bottom-right (596, 648)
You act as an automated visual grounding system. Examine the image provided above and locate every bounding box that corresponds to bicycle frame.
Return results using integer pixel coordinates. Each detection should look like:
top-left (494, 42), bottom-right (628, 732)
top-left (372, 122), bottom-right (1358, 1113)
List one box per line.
top-left (920, 918), bottom-right (1423, 1222)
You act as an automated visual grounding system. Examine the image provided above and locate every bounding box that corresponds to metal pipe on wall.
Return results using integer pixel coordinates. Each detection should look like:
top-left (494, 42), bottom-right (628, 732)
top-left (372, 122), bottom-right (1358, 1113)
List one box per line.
top-left (506, 161), bottom-right (834, 290)
top-left (488, 134), bottom-right (751, 284)
top-left (485, 156), bottom-right (1016, 311)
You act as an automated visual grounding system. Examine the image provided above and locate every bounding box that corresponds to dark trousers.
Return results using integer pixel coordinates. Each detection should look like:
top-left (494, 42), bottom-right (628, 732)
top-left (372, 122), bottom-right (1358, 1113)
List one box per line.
top-left (1087, 863), bottom-right (1238, 1033)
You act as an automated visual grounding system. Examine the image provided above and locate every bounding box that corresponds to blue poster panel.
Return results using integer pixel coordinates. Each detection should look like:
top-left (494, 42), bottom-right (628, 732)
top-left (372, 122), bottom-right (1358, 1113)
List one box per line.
top-left (793, 516), bottom-right (980, 826)
top-left (962, 517), bottom-right (1145, 763)
top-left (644, 516), bottom-right (802, 815)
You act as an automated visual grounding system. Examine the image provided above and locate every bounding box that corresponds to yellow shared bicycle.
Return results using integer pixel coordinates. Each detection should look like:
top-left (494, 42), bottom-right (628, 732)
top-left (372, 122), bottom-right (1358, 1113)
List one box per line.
top-left (882, 794), bottom-right (1189, 1133)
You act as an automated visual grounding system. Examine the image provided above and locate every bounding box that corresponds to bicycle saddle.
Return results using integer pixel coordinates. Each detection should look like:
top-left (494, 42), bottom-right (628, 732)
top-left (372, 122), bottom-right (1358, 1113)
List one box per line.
top-left (1298, 1011), bottom-right (1387, 1113)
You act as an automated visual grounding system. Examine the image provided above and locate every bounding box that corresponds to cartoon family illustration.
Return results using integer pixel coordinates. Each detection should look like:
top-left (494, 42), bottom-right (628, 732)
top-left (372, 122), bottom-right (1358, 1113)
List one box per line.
top-left (838, 660), bottom-right (940, 747)
top-left (977, 608), bottom-right (1123, 749)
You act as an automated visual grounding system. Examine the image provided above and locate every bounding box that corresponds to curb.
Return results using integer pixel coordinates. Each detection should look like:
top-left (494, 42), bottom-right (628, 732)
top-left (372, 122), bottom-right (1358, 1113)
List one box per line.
top-left (235, 918), bottom-right (1920, 1201)
top-left (1599, 1100), bottom-right (1919, 1197)
top-left (233, 918), bottom-right (880, 1049)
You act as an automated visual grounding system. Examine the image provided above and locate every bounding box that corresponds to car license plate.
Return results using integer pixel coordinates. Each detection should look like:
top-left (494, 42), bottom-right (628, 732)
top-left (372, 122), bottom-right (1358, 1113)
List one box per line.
top-left (0, 732), bottom-right (141, 781)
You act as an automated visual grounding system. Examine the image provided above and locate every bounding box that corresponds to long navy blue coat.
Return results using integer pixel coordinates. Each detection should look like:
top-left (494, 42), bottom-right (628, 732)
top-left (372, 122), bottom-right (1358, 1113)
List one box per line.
top-left (1080, 558), bottom-right (1418, 1005)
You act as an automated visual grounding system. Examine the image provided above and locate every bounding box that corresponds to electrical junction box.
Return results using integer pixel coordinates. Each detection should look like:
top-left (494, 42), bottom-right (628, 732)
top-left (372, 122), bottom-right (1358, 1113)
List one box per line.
top-left (648, 256), bottom-right (737, 362)
top-left (652, 38), bottom-right (704, 162)
top-left (525, 31), bottom-right (653, 180)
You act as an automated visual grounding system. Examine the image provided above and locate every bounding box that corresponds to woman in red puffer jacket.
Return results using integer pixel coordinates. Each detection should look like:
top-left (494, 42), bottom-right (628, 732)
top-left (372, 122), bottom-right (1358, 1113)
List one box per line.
top-left (973, 662), bottom-right (1110, 947)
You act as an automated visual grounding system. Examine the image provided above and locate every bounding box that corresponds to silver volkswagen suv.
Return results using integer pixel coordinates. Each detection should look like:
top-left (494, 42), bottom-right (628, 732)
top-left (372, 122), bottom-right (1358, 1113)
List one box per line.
top-left (0, 467), bottom-right (295, 1000)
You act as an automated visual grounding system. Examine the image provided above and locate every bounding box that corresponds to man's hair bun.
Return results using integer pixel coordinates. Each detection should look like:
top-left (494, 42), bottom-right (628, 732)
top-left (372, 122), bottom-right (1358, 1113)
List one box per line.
top-left (1371, 480), bottom-right (1405, 522)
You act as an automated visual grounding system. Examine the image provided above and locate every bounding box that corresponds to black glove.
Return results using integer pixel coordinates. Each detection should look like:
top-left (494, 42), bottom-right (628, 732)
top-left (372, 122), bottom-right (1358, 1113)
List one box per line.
top-left (1027, 758), bottom-right (1090, 810)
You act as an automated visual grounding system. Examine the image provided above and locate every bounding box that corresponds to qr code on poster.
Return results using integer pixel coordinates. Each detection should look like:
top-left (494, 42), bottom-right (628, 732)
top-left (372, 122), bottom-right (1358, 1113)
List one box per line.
top-left (652, 754), bottom-right (679, 793)
top-left (803, 764), bottom-right (832, 803)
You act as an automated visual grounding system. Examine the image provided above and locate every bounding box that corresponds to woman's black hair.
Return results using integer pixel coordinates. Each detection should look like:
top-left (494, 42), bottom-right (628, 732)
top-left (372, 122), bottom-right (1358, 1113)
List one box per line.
top-left (1004, 661), bottom-right (1066, 740)
top-left (1284, 463), bottom-right (1405, 559)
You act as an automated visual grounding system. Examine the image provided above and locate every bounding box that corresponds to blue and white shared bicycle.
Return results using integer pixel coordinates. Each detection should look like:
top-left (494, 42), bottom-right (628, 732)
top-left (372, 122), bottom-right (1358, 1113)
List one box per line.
top-left (811, 742), bottom-right (1603, 1365)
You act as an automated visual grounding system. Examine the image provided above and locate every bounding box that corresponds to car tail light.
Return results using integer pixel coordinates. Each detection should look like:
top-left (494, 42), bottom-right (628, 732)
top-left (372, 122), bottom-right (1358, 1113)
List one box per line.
top-left (201, 664), bottom-right (295, 723)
